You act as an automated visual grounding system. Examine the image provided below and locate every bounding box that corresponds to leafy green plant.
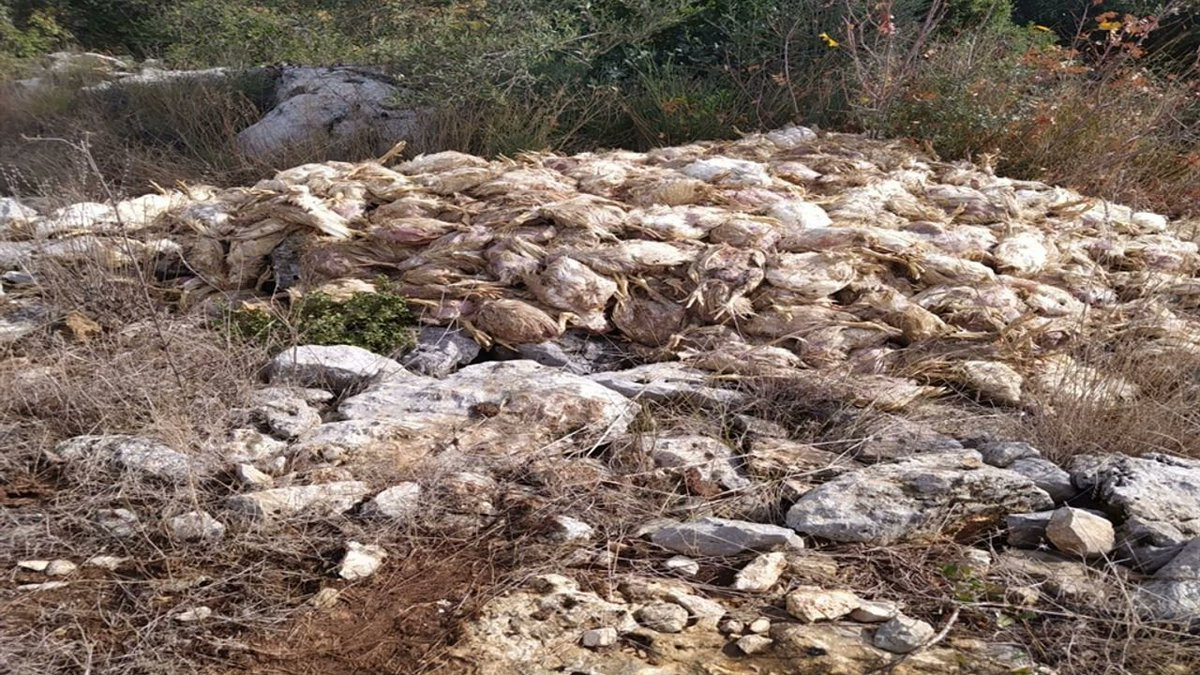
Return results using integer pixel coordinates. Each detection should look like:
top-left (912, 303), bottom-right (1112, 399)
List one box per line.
top-left (227, 287), bottom-right (416, 356)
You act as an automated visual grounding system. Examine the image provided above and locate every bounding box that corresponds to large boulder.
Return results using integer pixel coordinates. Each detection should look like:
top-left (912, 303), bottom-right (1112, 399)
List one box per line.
top-left (236, 67), bottom-right (423, 158)
top-left (1071, 453), bottom-right (1200, 571)
top-left (786, 450), bottom-right (1053, 544)
top-left (339, 360), bottom-right (636, 447)
top-left (1137, 538), bottom-right (1200, 622)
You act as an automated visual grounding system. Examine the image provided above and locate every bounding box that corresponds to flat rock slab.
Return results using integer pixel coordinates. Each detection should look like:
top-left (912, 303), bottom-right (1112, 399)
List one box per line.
top-left (47, 434), bottom-right (201, 483)
top-left (1138, 538), bottom-right (1200, 622)
top-left (786, 450), bottom-right (1053, 544)
top-left (224, 481), bottom-right (369, 520)
top-left (340, 360), bottom-right (635, 443)
top-left (588, 362), bottom-right (746, 409)
top-left (267, 344), bottom-right (404, 392)
top-left (648, 517), bottom-right (804, 556)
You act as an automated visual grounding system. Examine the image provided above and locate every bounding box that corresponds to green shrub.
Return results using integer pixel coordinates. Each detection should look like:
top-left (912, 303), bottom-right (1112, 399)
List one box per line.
top-left (227, 288), bottom-right (416, 356)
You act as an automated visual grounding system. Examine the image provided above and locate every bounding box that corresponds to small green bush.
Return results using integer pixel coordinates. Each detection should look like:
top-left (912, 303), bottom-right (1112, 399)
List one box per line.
top-left (227, 288), bottom-right (416, 356)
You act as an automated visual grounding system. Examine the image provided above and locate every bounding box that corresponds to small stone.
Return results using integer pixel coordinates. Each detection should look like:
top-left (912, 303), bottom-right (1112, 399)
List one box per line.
top-left (360, 483), bottom-right (422, 520)
top-left (1046, 507), bottom-right (1115, 557)
top-left (221, 428), bottom-right (288, 467)
top-left (19, 581), bottom-right (68, 592)
top-left (785, 587), bottom-right (862, 622)
top-left (873, 614), bottom-right (934, 653)
top-left (553, 515), bottom-right (595, 542)
top-left (665, 555), bottom-right (700, 576)
top-left (581, 627), bottom-right (618, 648)
top-left (235, 463), bottom-right (274, 487)
top-left (399, 326), bottom-right (480, 377)
top-left (168, 511), bottom-right (226, 542)
top-left (718, 617), bottom-right (745, 634)
top-left (95, 508), bottom-right (139, 539)
top-left (17, 560), bottom-right (50, 572)
top-left (337, 541), bottom-right (387, 581)
top-left (736, 634), bottom-right (773, 655)
top-left (748, 618), bottom-right (771, 634)
top-left (850, 600), bottom-right (898, 623)
top-left (635, 602), bottom-right (689, 633)
top-left (45, 559), bottom-right (77, 577)
top-left (732, 551), bottom-right (788, 592)
top-left (309, 587), bottom-right (341, 609)
top-left (174, 606), bottom-right (213, 622)
top-left (84, 555), bottom-right (126, 570)
top-left (224, 481), bottom-right (369, 520)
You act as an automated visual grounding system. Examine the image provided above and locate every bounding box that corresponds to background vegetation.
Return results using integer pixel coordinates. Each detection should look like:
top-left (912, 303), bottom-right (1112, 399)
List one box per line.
top-left (0, 0), bottom-right (1197, 214)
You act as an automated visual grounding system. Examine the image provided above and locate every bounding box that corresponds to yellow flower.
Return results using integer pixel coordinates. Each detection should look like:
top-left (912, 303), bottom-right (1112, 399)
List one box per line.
top-left (819, 32), bottom-right (839, 49)
top-left (1098, 20), bottom-right (1122, 31)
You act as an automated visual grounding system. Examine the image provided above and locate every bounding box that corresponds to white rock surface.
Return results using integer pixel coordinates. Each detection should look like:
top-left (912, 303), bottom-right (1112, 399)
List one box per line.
top-left (48, 435), bottom-right (200, 483)
top-left (1046, 507), bottom-right (1115, 557)
top-left (235, 463), bottom-right (274, 487)
top-left (732, 552), bottom-right (788, 592)
top-left (872, 615), bottom-right (934, 653)
top-left (247, 387), bottom-right (323, 440)
top-left (644, 435), bottom-right (749, 491)
top-left (665, 556), bottom-right (700, 576)
top-left (337, 541), bottom-right (387, 580)
top-left (850, 600), bottom-right (899, 623)
top-left (225, 481), bottom-right (369, 520)
top-left (237, 67), bottom-right (423, 158)
top-left (174, 606), bottom-right (213, 622)
top-left (635, 602), bottom-right (689, 633)
top-left (786, 587), bottom-right (862, 622)
top-left (267, 345), bottom-right (404, 392)
top-left (736, 634), bottom-right (774, 655)
top-left (581, 627), bottom-right (618, 648)
top-left (400, 326), bottom-right (481, 377)
top-left (552, 515), bottom-right (595, 542)
top-left (361, 483), bottom-right (422, 520)
top-left (95, 508), bottom-right (140, 539)
top-left (168, 511), bottom-right (226, 542)
top-left (786, 450), bottom-right (1053, 544)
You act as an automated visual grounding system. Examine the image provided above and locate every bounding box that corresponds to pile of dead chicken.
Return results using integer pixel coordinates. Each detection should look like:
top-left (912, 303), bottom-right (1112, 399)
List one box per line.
top-left (5, 125), bottom-right (1199, 410)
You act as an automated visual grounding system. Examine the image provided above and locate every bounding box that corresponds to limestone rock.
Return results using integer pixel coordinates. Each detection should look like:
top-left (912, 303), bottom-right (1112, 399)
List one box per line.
top-left (237, 67), bottom-right (423, 159)
top-left (581, 627), bottom-right (618, 648)
top-left (1006, 511), bottom-right (1052, 549)
top-left (976, 440), bottom-right (1041, 468)
top-left (399, 326), bottom-right (480, 377)
top-left (749, 617), bottom-right (771, 633)
top-left (291, 417), bottom-right (459, 464)
top-left (1137, 538), bottom-right (1200, 622)
top-left (47, 435), bottom-right (200, 484)
top-left (224, 481), bottom-right (368, 520)
top-left (643, 435), bottom-right (749, 491)
top-left (1071, 453), bottom-right (1200, 570)
top-left (246, 387), bottom-right (323, 440)
top-left (589, 362), bottom-right (746, 409)
top-left (665, 556), bottom-right (700, 576)
top-left (872, 614), bottom-right (934, 653)
top-left (361, 483), bottom-right (422, 520)
top-left (221, 429), bottom-right (288, 468)
top-left (174, 606), bottom-right (213, 622)
top-left (736, 634), bottom-right (773, 655)
top-left (337, 541), bottom-right (387, 580)
top-left (732, 552), bottom-right (788, 592)
top-left (851, 600), bottom-right (899, 623)
top-left (786, 450), bottom-right (1053, 544)
top-left (267, 344), bottom-right (404, 392)
top-left (95, 508), bottom-right (139, 539)
top-left (235, 463), bottom-right (274, 487)
top-left (552, 515), bottom-right (594, 542)
top-left (1045, 507), bottom-right (1114, 557)
top-left (168, 511), bottom-right (226, 542)
top-left (635, 602), bottom-right (689, 633)
top-left (785, 587), bottom-right (862, 622)
top-left (1009, 457), bottom-right (1075, 503)
top-left (849, 414), bottom-right (963, 463)
top-left (340, 360), bottom-right (635, 446)
top-left (648, 517), bottom-right (804, 556)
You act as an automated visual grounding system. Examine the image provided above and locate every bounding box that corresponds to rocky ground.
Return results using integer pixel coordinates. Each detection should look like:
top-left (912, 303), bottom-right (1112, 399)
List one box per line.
top-left (3, 125), bottom-right (1200, 673)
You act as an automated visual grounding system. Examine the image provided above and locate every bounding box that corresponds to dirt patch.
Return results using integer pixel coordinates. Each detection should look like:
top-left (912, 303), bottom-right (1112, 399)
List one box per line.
top-left (240, 546), bottom-right (512, 675)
